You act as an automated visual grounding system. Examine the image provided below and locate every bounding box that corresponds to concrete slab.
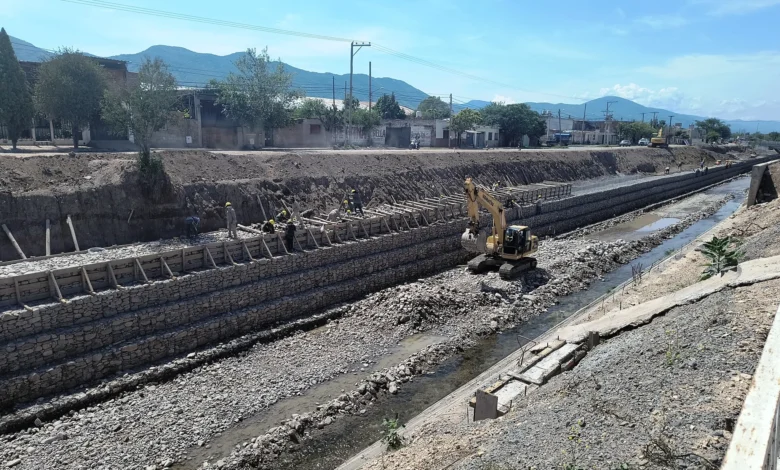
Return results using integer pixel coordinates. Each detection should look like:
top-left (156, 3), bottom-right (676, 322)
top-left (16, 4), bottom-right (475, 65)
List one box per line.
top-left (494, 380), bottom-right (528, 414)
top-left (518, 343), bottom-right (580, 385)
top-left (558, 255), bottom-right (780, 343)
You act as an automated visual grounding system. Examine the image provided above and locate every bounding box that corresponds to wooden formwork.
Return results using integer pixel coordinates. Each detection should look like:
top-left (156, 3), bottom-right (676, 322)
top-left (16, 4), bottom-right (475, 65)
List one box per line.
top-left (0, 182), bottom-right (572, 310)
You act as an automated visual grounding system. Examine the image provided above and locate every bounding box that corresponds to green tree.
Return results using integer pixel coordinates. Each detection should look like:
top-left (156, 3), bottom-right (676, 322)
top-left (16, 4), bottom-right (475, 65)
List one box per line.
top-left (480, 102), bottom-right (546, 146)
top-left (353, 108), bottom-right (380, 135)
top-left (211, 47), bottom-right (301, 147)
top-left (706, 130), bottom-right (721, 143)
top-left (321, 104), bottom-right (344, 132)
top-left (416, 96), bottom-right (450, 119)
top-left (294, 98), bottom-right (328, 120)
top-left (767, 131), bottom-right (780, 141)
top-left (617, 121), bottom-right (657, 143)
top-left (34, 49), bottom-right (107, 149)
top-left (101, 58), bottom-right (179, 158)
top-left (375, 93), bottom-right (405, 119)
top-left (343, 95), bottom-right (360, 112)
top-left (0, 28), bottom-right (34, 150)
top-left (695, 118), bottom-right (731, 140)
top-left (449, 109), bottom-right (481, 146)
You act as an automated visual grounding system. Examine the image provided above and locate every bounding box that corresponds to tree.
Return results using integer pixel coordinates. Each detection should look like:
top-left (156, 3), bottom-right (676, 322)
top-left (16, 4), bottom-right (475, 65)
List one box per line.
top-left (321, 104), bottom-right (344, 132)
top-left (480, 102), bottom-right (546, 147)
top-left (706, 130), bottom-right (721, 143)
top-left (34, 49), bottom-right (107, 149)
top-left (768, 131), bottom-right (780, 142)
top-left (0, 28), bottom-right (34, 150)
top-left (449, 109), bottom-right (481, 146)
top-left (211, 47), bottom-right (301, 147)
top-left (375, 93), bottom-right (405, 119)
top-left (695, 118), bottom-right (731, 141)
top-left (294, 98), bottom-right (328, 120)
top-left (417, 96), bottom-right (450, 119)
top-left (102, 58), bottom-right (180, 158)
top-left (353, 108), bottom-right (380, 135)
top-left (617, 121), bottom-right (657, 143)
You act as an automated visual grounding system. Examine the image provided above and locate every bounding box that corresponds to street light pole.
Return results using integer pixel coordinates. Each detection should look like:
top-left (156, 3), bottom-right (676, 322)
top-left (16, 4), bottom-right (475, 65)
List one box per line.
top-left (349, 41), bottom-right (371, 145)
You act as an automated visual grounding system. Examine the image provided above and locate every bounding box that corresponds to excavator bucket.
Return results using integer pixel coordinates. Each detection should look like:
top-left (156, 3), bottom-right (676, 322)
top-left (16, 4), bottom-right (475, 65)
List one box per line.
top-left (461, 229), bottom-right (488, 253)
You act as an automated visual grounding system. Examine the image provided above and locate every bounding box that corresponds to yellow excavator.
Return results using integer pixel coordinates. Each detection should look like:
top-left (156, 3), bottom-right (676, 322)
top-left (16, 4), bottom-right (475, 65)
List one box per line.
top-left (650, 128), bottom-right (668, 148)
top-left (461, 178), bottom-right (539, 279)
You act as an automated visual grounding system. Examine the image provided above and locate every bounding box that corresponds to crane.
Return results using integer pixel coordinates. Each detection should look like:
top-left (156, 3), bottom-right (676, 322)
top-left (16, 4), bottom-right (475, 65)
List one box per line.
top-left (461, 177), bottom-right (539, 279)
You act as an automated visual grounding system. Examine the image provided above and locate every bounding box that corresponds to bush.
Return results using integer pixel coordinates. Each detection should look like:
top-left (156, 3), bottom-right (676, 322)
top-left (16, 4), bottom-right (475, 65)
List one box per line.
top-left (137, 151), bottom-right (168, 199)
top-left (700, 235), bottom-right (742, 280)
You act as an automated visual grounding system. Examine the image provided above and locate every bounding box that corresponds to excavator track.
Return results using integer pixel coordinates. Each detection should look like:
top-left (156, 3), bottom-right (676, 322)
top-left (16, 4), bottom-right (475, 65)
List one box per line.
top-left (498, 257), bottom-right (538, 280)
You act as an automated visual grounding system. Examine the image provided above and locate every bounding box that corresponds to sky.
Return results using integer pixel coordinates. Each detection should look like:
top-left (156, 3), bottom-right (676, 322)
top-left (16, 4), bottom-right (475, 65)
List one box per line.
top-left (2, 0), bottom-right (779, 120)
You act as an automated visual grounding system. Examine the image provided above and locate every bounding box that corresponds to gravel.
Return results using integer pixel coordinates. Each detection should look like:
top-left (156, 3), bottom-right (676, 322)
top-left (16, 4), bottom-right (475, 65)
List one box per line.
top-left (0, 196), bottom-right (734, 470)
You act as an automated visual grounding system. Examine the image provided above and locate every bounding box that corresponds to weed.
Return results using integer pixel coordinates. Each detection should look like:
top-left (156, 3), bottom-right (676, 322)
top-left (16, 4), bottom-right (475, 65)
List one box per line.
top-left (664, 329), bottom-right (681, 366)
top-left (700, 235), bottom-right (743, 280)
top-left (381, 417), bottom-right (404, 451)
top-left (664, 248), bottom-right (675, 257)
top-left (560, 421), bottom-right (588, 470)
top-left (631, 262), bottom-right (644, 285)
top-left (137, 151), bottom-right (169, 200)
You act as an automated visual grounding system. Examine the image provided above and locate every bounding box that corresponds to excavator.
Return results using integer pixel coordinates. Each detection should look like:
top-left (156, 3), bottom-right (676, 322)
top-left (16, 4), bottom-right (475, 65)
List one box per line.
top-left (649, 127), bottom-right (668, 148)
top-left (461, 177), bottom-right (539, 279)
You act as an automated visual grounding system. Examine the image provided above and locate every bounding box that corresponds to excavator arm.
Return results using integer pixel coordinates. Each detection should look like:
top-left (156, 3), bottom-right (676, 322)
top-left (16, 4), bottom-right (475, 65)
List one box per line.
top-left (464, 177), bottom-right (506, 249)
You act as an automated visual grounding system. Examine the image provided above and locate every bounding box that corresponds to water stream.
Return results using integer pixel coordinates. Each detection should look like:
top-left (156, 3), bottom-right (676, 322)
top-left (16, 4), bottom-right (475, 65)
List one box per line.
top-left (182, 177), bottom-right (749, 469)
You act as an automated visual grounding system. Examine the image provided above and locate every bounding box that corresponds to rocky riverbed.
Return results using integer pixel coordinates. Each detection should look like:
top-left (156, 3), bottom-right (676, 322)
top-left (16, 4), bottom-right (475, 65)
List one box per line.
top-left (0, 196), bottom-right (733, 470)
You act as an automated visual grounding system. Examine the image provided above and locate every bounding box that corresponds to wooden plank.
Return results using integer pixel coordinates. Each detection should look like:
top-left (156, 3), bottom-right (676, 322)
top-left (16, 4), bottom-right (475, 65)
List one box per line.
top-left (204, 246), bottom-right (217, 268)
top-left (81, 266), bottom-right (96, 295)
top-left (160, 256), bottom-right (176, 279)
top-left (358, 220), bottom-right (371, 238)
top-left (66, 215), bottom-right (80, 252)
top-left (223, 242), bottom-right (237, 265)
top-left (45, 219), bottom-right (51, 256)
top-left (306, 228), bottom-right (320, 249)
top-left (259, 237), bottom-right (273, 259)
top-left (180, 248), bottom-right (186, 273)
top-left (2, 224), bottom-right (26, 260)
top-left (134, 258), bottom-right (149, 283)
top-left (106, 262), bottom-right (123, 289)
top-left (48, 271), bottom-right (65, 303)
top-left (241, 241), bottom-right (255, 262)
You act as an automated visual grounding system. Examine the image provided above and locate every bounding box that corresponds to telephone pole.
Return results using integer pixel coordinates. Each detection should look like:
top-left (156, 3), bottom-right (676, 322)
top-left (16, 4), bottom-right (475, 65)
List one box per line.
top-left (651, 112), bottom-right (658, 127)
top-left (582, 104), bottom-right (587, 144)
top-left (603, 100), bottom-right (617, 145)
top-left (368, 61), bottom-right (372, 113)
top-left (332, 76), bottom-right (335, 106)
top-left (449, 94), bottom-right (453, 147)
top-left (640, 112), bottom-right (645, 122)
top-left (557, 109), bottom-right (562, 136)
top-left (348, 41), bottom-right (371, 144)
top-left (668, 115), bottom-right (674, 144)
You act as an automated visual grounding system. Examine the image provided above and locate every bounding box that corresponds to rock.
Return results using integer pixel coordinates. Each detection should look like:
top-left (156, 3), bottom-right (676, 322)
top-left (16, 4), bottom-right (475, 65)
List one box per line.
top-left (322, 416), bottom-right (333, 426)
top-left (162, 458), bottom-right (174, 468)
top-left (113, 424), bottom-right (122, 432)
top-left (34, 418), bottom-right (43, 427)
top-left (42, 433), bottom-right (67, 445)
top-left (187, 353), bottom-right (197, 359)
top-left (6, 460), bottom-right (21, 468)
top-left (489, 320), bottom-right (499, 330)
top-left (388, 382), bottom-right (399, 394)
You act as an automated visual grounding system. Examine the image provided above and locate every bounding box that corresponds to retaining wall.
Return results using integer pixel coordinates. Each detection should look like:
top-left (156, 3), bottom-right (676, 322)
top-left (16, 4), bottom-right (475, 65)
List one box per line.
top-left (0, 157), bottom-right (770, 409)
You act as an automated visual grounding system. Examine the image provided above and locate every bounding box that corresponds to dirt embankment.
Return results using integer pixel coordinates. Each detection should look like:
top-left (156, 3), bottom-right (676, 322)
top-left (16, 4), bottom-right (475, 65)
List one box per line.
top-left (0, 147), bottom-right (726, 259)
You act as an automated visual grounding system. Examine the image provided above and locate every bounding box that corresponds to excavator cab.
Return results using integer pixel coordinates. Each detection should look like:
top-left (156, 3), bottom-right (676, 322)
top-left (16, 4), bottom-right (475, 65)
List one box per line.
top-left (502, 226), bottom-right (527, 255)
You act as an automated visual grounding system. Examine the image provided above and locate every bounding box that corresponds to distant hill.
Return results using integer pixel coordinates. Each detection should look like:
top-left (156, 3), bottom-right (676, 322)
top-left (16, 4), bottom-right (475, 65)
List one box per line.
top-left (109, 45), bottom-right (428, 109)
top-left (9, 36), bottom-right (780, 132)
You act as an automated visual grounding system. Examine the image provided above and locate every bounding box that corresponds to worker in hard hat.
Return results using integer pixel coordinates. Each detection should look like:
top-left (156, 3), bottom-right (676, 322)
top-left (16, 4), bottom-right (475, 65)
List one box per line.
top-left (261, 219), bottom-right (275, 234)
top-left (225, 202), bottom-right (237, 239)
top-left (535, 195), bottom-right (543, 215)
top-left (276, 208), bottom-right (290, 224)
top-left (349, 189), bottom-right (364, 217)
top-left (326, 208), bottom-right (340, 222)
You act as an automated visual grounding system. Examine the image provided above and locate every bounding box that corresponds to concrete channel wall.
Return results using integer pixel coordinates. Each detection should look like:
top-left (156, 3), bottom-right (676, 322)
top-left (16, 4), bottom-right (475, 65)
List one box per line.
top-left (0, 157), bottom-right (770, 408)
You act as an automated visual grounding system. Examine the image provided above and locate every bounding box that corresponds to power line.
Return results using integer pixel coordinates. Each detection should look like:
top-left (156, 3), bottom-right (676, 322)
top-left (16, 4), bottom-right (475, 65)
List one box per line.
top-left (59, 0), bottom-right (588, 102)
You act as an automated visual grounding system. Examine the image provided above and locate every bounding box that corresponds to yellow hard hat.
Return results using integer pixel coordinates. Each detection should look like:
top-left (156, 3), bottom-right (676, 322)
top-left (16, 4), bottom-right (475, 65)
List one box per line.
top-left (225, 202), bottom-right (232, 207)
top-left (351, 189), bottom-right (356, 193)
top-left (537, 195), bottom-right (542, 199)
top-left (343, 199), bottom-right (349, 204)
top-left (269, 219), bottom-right (275, 225)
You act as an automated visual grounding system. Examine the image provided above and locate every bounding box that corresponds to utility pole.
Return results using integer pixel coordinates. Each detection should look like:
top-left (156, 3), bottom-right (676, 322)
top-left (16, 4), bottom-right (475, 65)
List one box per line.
top-left (641, 112), bottom-right (645, 123)
top-left (668, 115), bottom-right (674, 145)
top-left (332, 76), bottom-right (335, 106)
top-left (557, 109), bottom-right (562, 138)
top-left (651, 112), bottom-right (658, 127)
top-left (349, 41), bottom-right (371, 145)
top-left (582, 104), bottom-right (587, 144)
top-left (449, 94), bottom-right (453, 147)
top-left (368, 61), bottom-right (372, 114)
top-left (603, 100), bottom-right (617, 145)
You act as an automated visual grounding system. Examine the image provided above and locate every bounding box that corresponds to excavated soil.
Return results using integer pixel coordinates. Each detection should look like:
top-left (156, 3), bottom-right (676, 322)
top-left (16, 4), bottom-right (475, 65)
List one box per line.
top-left (0, 147), bottom-right (727, 260)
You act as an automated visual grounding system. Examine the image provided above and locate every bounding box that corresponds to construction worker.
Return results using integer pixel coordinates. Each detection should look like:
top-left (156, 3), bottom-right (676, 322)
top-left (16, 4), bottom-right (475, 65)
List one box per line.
top-left (285, 220), bottom-right (297, 252)
top-left (261, 219), bottom-right (275, 234)
top-left (225, 202), bottom-right (237, 239)
top-left (664, 166), bottom-right (670, 175)
top-left (327, 208), bottom-right (340, 222)
top-left (343, 198), bottom-right (354, 215)
top-left (492, 182), bottom-right (500, 191)
top-left (350, 189), bottom-right (364, 217)
top-left (276, 209), bottom-right (290, 224)
top-left (185, 215), bottom-right (200, 238)
top-left (677, 162), bottom-right (683, 172)
top-left (535, 195), bottom-right (543, 215)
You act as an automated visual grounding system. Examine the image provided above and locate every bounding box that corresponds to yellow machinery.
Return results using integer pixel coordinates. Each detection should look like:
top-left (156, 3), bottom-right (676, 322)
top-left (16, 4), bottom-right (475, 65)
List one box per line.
top-left (461, 178), bottom-right (539, 279)
top-left (650, 128), bottom-right (668, 148)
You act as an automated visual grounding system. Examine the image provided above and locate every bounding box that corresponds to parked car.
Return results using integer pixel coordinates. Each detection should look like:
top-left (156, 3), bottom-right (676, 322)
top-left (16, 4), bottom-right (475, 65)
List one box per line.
top-left (638, 138), bottom-right (650, 146)
top-left (619, 140), bottom-right (631, 147)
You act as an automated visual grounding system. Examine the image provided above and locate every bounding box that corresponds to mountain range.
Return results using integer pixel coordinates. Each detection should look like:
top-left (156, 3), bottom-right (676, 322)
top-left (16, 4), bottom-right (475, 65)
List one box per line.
top-left (9, 35), bottom-right (780, 132)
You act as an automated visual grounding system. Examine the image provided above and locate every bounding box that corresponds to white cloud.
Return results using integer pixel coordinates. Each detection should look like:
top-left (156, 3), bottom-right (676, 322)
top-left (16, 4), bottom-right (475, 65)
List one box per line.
top-left (615, 7), bottom-right (626, 19)
top-left (635, 15), bottom-right (689, 29)
top-left (492, 95), bottom-right (516, 104)
top-left (599, 83), bottom-right (688, 110)
top-left (690, 0), bottom-right (780, 15)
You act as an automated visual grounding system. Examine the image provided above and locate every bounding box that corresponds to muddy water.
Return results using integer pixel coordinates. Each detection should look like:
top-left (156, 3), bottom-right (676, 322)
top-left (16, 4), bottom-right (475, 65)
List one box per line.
top-left (174, 332), bottom-right (447, 468)
top-left (263, 177), bottom-right (750, 470)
